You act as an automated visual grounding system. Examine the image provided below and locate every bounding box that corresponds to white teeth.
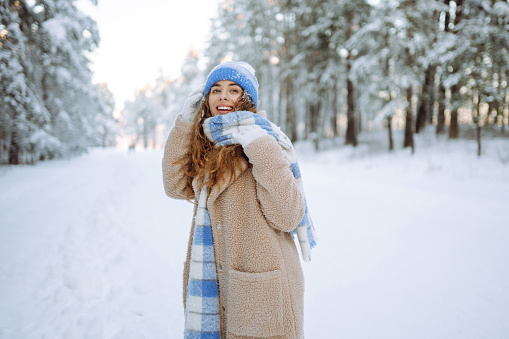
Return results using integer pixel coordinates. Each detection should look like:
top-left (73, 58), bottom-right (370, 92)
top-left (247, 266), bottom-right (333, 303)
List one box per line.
top-left (218, 106), bottom-right (231, 110)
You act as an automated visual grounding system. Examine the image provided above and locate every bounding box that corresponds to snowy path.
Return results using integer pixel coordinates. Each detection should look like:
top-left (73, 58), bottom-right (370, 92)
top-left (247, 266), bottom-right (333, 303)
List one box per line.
top-left (1, 144), bottom-right (508, 338)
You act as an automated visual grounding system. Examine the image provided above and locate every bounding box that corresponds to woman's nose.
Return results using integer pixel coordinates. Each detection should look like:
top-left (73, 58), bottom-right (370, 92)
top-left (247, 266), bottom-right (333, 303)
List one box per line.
top-left (219, 90), bottom-right (228, 100)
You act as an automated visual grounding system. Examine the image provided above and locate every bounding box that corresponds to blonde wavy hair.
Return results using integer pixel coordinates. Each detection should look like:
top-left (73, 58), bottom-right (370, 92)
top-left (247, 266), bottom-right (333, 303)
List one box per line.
top-left (177, 91), bottom-right (257, 199)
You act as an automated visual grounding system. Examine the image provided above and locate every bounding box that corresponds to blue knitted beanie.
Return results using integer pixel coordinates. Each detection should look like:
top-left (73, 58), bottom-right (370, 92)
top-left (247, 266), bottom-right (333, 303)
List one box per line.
top-left (203, 61), bottom-right (259, 107)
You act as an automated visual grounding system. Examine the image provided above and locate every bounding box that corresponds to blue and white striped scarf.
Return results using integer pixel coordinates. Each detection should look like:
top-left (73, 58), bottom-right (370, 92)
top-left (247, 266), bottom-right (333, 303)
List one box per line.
top-left (203, 110), bottom-right (317, 262)
top-left (184, 187), bottom-right (221, 338)
top-left (184, 111), bottom-right (317, 337)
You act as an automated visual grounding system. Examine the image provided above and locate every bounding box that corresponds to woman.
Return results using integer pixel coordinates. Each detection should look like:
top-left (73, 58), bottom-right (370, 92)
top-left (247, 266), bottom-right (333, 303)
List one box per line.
top-left (162, 61), bottom-right (316, 339)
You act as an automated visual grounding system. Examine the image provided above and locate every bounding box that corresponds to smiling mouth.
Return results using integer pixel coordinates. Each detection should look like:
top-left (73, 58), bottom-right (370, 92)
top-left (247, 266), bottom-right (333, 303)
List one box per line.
top-left (217, 106), bottom-right (233, 113)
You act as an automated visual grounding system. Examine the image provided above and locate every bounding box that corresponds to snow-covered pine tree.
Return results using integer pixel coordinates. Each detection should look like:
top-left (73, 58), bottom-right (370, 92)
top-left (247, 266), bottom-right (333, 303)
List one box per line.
top-left (36, 0), bottom-right (102, 153)
top-left (91, 83), bottom-right (117, 147)
top-left (338, 0), bottom-right (372, 147)
top-left (0, 0), bottom-right (116, 164)
top-left (398, 0), bottom-right (437, 152)
top-left (434, 0), bottom-right (509, 147)
top-left (456, 0), bottom-right (509, 155)
top-left (292, 0), bottom-right (345, 147)
top-left (414, 5), bottom-right (443, 134)
top-left (437, 0), bottom-right (465, 139)
top-left (1, 0), bottom-right (53, 164)
top-left (348, 0), bottom-right (438, 151)
top-left (348, 0), bottom-right (400, 151)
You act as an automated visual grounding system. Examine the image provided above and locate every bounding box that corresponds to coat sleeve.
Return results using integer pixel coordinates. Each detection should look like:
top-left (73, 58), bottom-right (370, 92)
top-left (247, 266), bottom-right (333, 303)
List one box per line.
top-left (242, 135), bottom-right (305, 233)
top-left (162, 115), bottom-right (194, 200)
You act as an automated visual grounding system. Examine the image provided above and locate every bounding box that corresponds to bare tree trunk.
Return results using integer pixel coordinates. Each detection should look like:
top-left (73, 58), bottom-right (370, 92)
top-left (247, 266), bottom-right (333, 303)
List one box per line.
top-left (285, 76), bottom-right (297, 142)
top-left (437, 0), bottom-right (450, 136)
top-left (502, 89), bottom-right (507, 135)
top-left (278, 78), bottom-right (285, 128)
top-left (448, 0), bottom-right (463, 139)
top-left (428, 67), bottom-right (436, 125)
top-left (475, 90), bottom-right (482, 157)
top-left (265, 64), bottom-right (275, 122)
top-left (416, 66), bottom-right (435, 133)
top-left (403, 42), bottom-right (415, 153)
top-left (449, 85), bottom-right (460, 139)
top-left (309, 102), bottom-right (321, 151)
top-left (404, 86), bottom-right (415, 153)
top-left (497, 71), bottom-right (506, 135)
top-left (345, 10), bottom-right (357, 147)
top-left (437, 81), bottom-right (446, 134)
top-left (345, 76), bottom-right (357, 146)
top-left (8, 130), bottom-right (19, 165)
top-left (331, 75), bottom-right (339, 137)
top-left (387, 115), bottom-right (394, 151)
top-left (282, 0), bottom-right (297, 142)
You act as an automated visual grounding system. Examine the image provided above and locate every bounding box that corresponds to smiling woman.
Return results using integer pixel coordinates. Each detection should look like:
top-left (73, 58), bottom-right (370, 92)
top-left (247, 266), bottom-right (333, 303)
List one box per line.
top-left (162, 61), bottom-right (316, 338)
top-left (208, 81), bottom-right (243, 116)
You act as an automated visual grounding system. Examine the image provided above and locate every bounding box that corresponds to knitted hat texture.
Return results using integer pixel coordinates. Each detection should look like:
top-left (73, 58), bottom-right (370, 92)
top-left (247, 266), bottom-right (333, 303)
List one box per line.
top-left (203, 61), bottom-right (259, 107)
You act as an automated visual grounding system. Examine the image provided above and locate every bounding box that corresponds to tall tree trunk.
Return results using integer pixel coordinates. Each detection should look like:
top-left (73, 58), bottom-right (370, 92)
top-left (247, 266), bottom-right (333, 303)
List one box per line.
top-left (387, 115), bottom-right (394, 151)
top-left (448, 0), bottom-right (463, 139)
top-left (416, 66), bottom-right (435, 133)
top-left (475, 90), bottom-right (482, 157)
top-left (428, 67), bottom-right (436, 125)
top-left (265, 64), bottom-right (275, 122)
top-left (143, 124), bottom-right (149, 149)
top-left (8, 130), bottom-right (19, 165)
top-left (278, 78), bottom-right (285, 128)
top-left (403, 42), bottom-right (415, 153)
top-left (309, 102), bottom-right (321, 151)
top-left (404, 86), bottom-right (415, 153)
top-left (285, 76), bottom-right (297, 142)
top-left (437, 81), bottom-right (446, 134)
top-left (497, 71), bottom-right (506, 135)
top-left (331, 75), bottom-right (339, 137)
top-left (282, 0), bottom-right (297, 142)
top-left (345, 10), bottom-right (357, 146)
top-left (437, 0), bottom-right (450, 136)
top-left (502, 89), bottom-right (507, 135)
top-left (345, 75), bottom-right (357, 146)
top-left (449, 83), bottom-right (460, 139)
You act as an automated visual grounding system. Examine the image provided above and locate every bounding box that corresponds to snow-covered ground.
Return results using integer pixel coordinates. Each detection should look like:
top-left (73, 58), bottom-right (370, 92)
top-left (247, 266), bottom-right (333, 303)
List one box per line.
top-left (1, 135), bottom-right (508, 338)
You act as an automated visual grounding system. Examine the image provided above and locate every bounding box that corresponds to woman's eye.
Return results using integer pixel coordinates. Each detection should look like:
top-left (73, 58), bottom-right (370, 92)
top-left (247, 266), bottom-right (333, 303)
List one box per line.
top-left (231, 89), bottom-right (239, 93)
top-left (212, 89), bottom-right (220, 93)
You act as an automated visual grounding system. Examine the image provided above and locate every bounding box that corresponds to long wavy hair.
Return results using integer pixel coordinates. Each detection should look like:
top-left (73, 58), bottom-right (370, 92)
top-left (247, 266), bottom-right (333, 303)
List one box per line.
top-left (177, 90), bottom-right (257, 199)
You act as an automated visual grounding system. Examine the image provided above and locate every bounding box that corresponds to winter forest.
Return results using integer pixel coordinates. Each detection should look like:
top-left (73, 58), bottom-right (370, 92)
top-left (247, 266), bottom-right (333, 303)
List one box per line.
top-left (1, 0), bottom-right (509, 338)
top-left (2, 0), bottom-right (509, 164)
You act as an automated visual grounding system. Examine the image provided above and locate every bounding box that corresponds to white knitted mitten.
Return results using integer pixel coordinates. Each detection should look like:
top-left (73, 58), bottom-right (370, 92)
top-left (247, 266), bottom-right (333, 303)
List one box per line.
top-left (180, 85), bottom-right (205, 123)
top-left (231, 124), bottom-right (268, 148)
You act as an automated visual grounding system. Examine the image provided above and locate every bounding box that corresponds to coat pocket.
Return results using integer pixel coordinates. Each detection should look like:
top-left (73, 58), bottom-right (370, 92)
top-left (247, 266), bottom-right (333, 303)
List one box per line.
top-left (227, 269), bottom-right (286, 337)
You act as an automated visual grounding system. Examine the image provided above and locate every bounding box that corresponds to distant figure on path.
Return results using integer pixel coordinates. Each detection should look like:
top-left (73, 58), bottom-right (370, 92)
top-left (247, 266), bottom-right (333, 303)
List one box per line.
top-left (162, 61), bottom-right (316, 338)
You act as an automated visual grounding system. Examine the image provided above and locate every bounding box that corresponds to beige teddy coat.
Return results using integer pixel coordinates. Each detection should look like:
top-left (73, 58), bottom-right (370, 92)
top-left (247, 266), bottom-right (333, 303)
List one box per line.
top-left (162, 116), bottom-right (306, 338)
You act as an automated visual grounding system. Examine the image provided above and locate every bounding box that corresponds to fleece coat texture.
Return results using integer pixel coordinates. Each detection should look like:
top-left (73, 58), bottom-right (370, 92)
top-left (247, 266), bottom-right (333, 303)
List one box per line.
top-left (163, 116), bottom-right (306, 338)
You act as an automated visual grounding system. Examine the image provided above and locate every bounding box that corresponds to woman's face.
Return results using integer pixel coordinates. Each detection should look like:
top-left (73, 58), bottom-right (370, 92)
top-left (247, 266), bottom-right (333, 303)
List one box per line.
top-left (208, 80), bottom-right (243, 116)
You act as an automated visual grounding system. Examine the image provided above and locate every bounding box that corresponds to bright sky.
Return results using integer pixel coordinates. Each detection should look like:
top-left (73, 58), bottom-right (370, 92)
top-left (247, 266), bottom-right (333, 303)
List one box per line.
top-left (80, 0), bottom-right (220, 112)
